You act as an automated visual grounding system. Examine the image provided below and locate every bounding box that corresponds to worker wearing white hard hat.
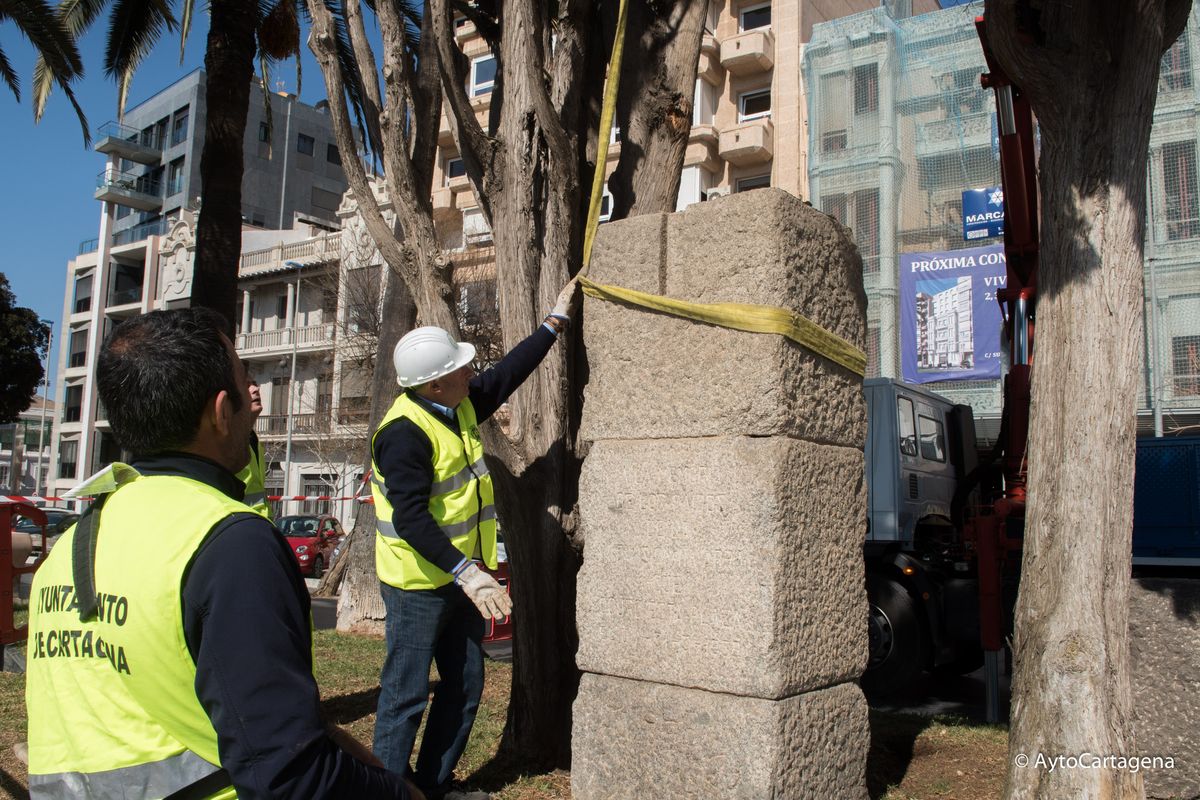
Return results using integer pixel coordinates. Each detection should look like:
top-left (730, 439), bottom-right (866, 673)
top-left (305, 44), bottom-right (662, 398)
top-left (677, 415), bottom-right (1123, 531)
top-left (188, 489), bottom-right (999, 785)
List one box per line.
top-left (368, 278), bottom-right (577, 800)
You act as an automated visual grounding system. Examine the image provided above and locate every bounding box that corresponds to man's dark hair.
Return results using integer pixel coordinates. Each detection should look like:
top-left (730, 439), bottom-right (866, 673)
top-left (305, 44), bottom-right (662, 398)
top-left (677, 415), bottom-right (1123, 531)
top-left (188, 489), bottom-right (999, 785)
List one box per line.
top-left (97, 308), bottom-right (242, 456)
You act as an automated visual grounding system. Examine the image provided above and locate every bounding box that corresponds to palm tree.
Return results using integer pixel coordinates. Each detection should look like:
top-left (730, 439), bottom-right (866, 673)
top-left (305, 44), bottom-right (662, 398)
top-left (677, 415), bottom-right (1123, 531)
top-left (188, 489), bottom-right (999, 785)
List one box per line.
top-left (1, 0), bottom-right (89, 143)
top-left (30, 0), bottom-right (369, 327)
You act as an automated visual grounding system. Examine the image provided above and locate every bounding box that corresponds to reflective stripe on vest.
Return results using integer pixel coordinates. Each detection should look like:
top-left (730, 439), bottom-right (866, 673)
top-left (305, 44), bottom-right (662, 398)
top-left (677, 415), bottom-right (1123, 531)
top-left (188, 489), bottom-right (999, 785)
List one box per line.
top-left (29, 749), bottom-right (225, 800)
top-left (376, 504), bottom-right (498, 540)
top-left (26, 467), bottom-right (249, 800)
top-left (370, 393), bottom-right (498, 590)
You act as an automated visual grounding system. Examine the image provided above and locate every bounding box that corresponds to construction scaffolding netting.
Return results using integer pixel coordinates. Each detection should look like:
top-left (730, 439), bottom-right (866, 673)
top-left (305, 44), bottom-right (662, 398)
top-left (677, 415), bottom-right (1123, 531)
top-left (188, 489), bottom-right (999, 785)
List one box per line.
top-left (804, 0), bottom-right (1200, 436)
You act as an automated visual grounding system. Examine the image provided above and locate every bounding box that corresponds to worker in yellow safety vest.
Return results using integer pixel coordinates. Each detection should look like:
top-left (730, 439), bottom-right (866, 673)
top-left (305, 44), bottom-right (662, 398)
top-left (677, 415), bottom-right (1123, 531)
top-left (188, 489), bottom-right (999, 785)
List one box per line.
top-left (370, 279), bottom-right (577, 800)
top-left (25, 308), bottom-right (421, 800)
top-left (236, 371), bottom-right (271, 519)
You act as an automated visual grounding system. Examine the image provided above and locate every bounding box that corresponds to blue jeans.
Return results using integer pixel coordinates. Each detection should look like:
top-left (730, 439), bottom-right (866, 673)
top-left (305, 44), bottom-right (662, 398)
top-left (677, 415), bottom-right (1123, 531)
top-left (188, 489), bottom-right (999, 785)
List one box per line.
top-left (374, 581), bottom-right (485, 797)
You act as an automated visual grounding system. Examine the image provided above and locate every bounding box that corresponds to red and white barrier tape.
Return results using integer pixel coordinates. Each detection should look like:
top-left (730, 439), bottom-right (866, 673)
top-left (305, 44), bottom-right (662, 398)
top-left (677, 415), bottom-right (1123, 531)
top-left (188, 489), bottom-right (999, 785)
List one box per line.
top-left (5, 472), bottom-right (379, 506)
top-left (3, 496), bottom-right (77, 504)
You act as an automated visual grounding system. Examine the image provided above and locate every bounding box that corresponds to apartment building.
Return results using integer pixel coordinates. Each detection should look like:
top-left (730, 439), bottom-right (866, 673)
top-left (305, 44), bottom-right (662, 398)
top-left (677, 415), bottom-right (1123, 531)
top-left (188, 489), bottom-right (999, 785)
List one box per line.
top-left (427, 0), bottom-right (939, 249)
top-left (804, 0), bottom-right (1200, 436)
top-left (50, 70), bottom-right (351, 502)
top-left (2, 396), bottom-right (55, 497)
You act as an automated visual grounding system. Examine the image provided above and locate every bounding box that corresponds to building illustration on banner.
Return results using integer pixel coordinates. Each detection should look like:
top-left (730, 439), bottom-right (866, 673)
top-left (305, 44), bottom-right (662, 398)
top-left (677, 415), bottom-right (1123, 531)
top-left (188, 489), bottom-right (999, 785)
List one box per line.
top-left (900, 244), bottom-right (1006, 384)
top-left (915, 276), bottom-right (974, 370)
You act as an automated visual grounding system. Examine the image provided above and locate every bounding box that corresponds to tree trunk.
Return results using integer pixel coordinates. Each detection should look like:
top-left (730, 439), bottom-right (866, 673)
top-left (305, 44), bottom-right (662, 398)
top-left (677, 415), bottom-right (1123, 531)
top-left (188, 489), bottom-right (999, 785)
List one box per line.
top-left (191, 0), bottom-right (258, 328)
top-left (983, 2), bottom-right (1191, 797)
top-left (336, 255), bottom-right (416, 631)
top-left (608, 0), bottom-right (707, 218)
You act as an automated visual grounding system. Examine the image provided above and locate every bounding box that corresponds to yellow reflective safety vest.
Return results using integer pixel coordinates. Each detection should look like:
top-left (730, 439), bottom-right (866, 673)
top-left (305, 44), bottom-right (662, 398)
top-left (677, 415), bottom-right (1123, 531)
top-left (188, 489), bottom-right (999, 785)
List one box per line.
top-left (236, 433), bottom-right (271, 520)
top-left (371, 393), bottom-right (498, 589)
top-left (26, 465), bottom-right (248, 800)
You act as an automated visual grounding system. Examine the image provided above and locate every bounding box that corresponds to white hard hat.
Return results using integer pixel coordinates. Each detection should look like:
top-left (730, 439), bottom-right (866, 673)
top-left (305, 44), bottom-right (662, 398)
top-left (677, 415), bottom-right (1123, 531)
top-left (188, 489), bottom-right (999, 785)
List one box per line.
top-left (393, 326), bottom-right (476, 387)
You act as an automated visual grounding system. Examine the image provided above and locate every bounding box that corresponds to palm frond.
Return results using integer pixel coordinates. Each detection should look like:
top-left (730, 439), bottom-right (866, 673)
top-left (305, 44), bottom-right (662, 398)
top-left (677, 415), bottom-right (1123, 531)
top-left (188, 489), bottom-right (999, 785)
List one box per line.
top-left (52, 69), bottom-right (92, 145)
top-left (0, 45), bottom-right (20, 100)
top-left (258, 53), bottom-right (273, 156)
top-left (178, 0), bottom-right (195, 63)
top-left (105, 0), bottom-right (177, 115)
top-left (30, 0), bottom-right (109, 117)
top-left (324, 0), bottom-right (374, 156)
top-left (5, 0), bottom-right (84, 80)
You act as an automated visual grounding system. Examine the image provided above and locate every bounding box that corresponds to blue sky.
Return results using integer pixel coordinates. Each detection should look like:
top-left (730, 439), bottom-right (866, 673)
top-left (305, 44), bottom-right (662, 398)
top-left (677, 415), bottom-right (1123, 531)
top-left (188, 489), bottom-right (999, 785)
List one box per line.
top-left (0, 12), bottom-right (329, 382)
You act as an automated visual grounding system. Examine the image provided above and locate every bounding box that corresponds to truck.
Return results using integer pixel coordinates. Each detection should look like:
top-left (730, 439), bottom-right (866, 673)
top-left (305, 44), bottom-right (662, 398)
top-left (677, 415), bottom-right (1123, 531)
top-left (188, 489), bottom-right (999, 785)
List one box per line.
top-left (861, 377), bottom-right (1200, 695)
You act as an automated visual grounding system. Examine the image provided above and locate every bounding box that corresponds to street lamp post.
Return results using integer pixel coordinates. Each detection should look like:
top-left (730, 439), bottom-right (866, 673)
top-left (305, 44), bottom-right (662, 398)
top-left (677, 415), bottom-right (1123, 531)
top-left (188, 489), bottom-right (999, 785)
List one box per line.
top-left (32, 326), bottom-right (52, 500)
top-left (283, 260), bottom-right (303, 513)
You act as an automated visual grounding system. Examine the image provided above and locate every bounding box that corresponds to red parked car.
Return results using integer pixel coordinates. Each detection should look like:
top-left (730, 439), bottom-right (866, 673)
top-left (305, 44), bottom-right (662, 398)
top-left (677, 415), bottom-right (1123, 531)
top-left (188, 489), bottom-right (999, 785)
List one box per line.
top-left (277, 515), bottom-right (343, 578)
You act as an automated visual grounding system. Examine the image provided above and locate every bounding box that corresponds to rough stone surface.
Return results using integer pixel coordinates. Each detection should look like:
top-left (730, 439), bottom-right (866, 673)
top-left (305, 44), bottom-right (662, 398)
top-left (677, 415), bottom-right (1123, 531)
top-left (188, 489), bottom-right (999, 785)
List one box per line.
top-left (577, 436), bottom-right (868, 696)
top-left (571, 675), bottom-right (869, 800)
top-left (574, 188), bottom-right (869, 799)
top-left (1129, 578), bottom-right (1200, 800)
top-left (582, 189), bottom-right (867, 447)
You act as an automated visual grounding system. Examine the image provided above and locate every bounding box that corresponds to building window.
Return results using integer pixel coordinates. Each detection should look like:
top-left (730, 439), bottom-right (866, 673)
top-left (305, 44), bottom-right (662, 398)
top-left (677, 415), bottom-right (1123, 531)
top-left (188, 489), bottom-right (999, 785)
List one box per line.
top-left (58, 439), bottom-right (79, 479)
top-left (822, 193), bottom-right (849, 226)
top-left (820, 71), bottom-right (849, 154)
top-left (170, 106), bottom-right (189, 146)
top-left (258, 122), bottom-right (270, 142)
top-left (73, 273), bottom-right (93, 315)
top-left (738, 88), bottom-right (771, 122)
top-left (68, 328), bottom-right (89, 368)
top-left (64, 385), bottom-right (83, 423)
top-left (462, 206), bottom-right (492, 244)
top-left (312, 186), bottom-right (341, 213)
top-left (1161, 36), bottom-right (1193, 91)
top-left (739, 2), bottom-right (771, 32)
top-left (1163, 140), bottom-right (1200, 240)
top-left (1173, 335), bottom-right (1200, 395)
top-left (276, 294), bottom-right (288, 323)
top-left (599, 187), bottom-right (613, 221)
top-left (470, 55), bottom-right (497, 97)
top-left (854, 189), bottom-right (880, 273)
top-left (446, 157), bottom-right (466, 183)
top-left (167, 157), bottom-right (185, 196)
top-left (327, 143), bottom-right (341, 165)
top-left (302, 476), bottom-right (333, 515)
top-left (116, 203), bottom-right (133, 220)
top-left (736, 174), bottom-right (771, 192)
top-left (854, 64), bottom-right (879, 115)
top-left (298, 133), bottom-right (315, 155)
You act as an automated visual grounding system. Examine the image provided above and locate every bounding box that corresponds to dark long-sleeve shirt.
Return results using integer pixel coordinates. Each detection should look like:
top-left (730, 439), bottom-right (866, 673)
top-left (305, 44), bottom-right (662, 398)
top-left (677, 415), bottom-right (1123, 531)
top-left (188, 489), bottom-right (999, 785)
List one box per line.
top-left (372, 325), bottom-right (558, 573)
top-left (132, 453), bottom-right (409, 800)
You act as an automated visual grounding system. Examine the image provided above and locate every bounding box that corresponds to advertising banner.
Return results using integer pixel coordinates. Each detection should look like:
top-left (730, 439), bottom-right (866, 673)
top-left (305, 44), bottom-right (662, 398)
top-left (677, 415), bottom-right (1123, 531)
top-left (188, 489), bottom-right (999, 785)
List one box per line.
top-left (900, 245), bottom-right (1006, 384)
top-left (962, 186), bottom-right (1005, 240)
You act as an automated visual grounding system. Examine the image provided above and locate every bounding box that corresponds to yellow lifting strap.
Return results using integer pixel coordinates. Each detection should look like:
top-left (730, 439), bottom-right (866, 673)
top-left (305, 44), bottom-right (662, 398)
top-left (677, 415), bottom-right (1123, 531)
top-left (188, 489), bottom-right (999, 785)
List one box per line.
top-left (579, 276), bottom-right (868, 377)
top-left (581, 0), bottom-right (630, 272)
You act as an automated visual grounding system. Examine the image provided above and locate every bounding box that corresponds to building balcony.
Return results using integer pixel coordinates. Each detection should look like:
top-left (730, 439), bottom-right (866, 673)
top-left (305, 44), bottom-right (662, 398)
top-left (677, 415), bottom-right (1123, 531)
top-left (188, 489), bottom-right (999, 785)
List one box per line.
top-left (239, 232), bottom-right (341, 277)
top-left (698, 33), bottom-right (723, 85)
top-left (720, 29), bottom-right (774, 77)
top-left (719, 119), bottom-right (774, 166)
top-left (112, 217), bottom-right (169, 248)
top-left (237, 322), bottom-right (337, 357)
top-left (255, 412), bottom-right (333, 438)
top-left (916, 112), bottom-right (993, 159)
top-left (95, 169), bottom-right (162, 211)
top-left (95, 121), bottom-right (163, 165)
top-left (683, 138), bottom-right (721, 174)
top-left (78, 238), bottom-right (99, 255)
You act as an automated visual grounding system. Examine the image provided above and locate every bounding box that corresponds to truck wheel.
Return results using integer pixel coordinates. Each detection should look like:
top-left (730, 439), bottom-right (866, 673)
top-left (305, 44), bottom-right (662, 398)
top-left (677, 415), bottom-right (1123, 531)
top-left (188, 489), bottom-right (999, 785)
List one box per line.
top-left (864, 578), bottom-right (926, 697)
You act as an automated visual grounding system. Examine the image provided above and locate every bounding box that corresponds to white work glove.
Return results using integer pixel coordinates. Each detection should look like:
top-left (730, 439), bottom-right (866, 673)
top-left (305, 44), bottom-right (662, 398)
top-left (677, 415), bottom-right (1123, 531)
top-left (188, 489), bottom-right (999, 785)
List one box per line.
top-left (454, 563), bottom-right (513, 621)
top-left (550, 277), bottom-right (579, 322)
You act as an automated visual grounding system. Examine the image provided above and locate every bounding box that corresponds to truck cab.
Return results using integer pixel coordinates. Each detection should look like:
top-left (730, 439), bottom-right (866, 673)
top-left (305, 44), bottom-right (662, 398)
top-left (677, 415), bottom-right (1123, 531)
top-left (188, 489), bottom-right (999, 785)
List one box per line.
top-left (862, 378), bottom-right (987, 694)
